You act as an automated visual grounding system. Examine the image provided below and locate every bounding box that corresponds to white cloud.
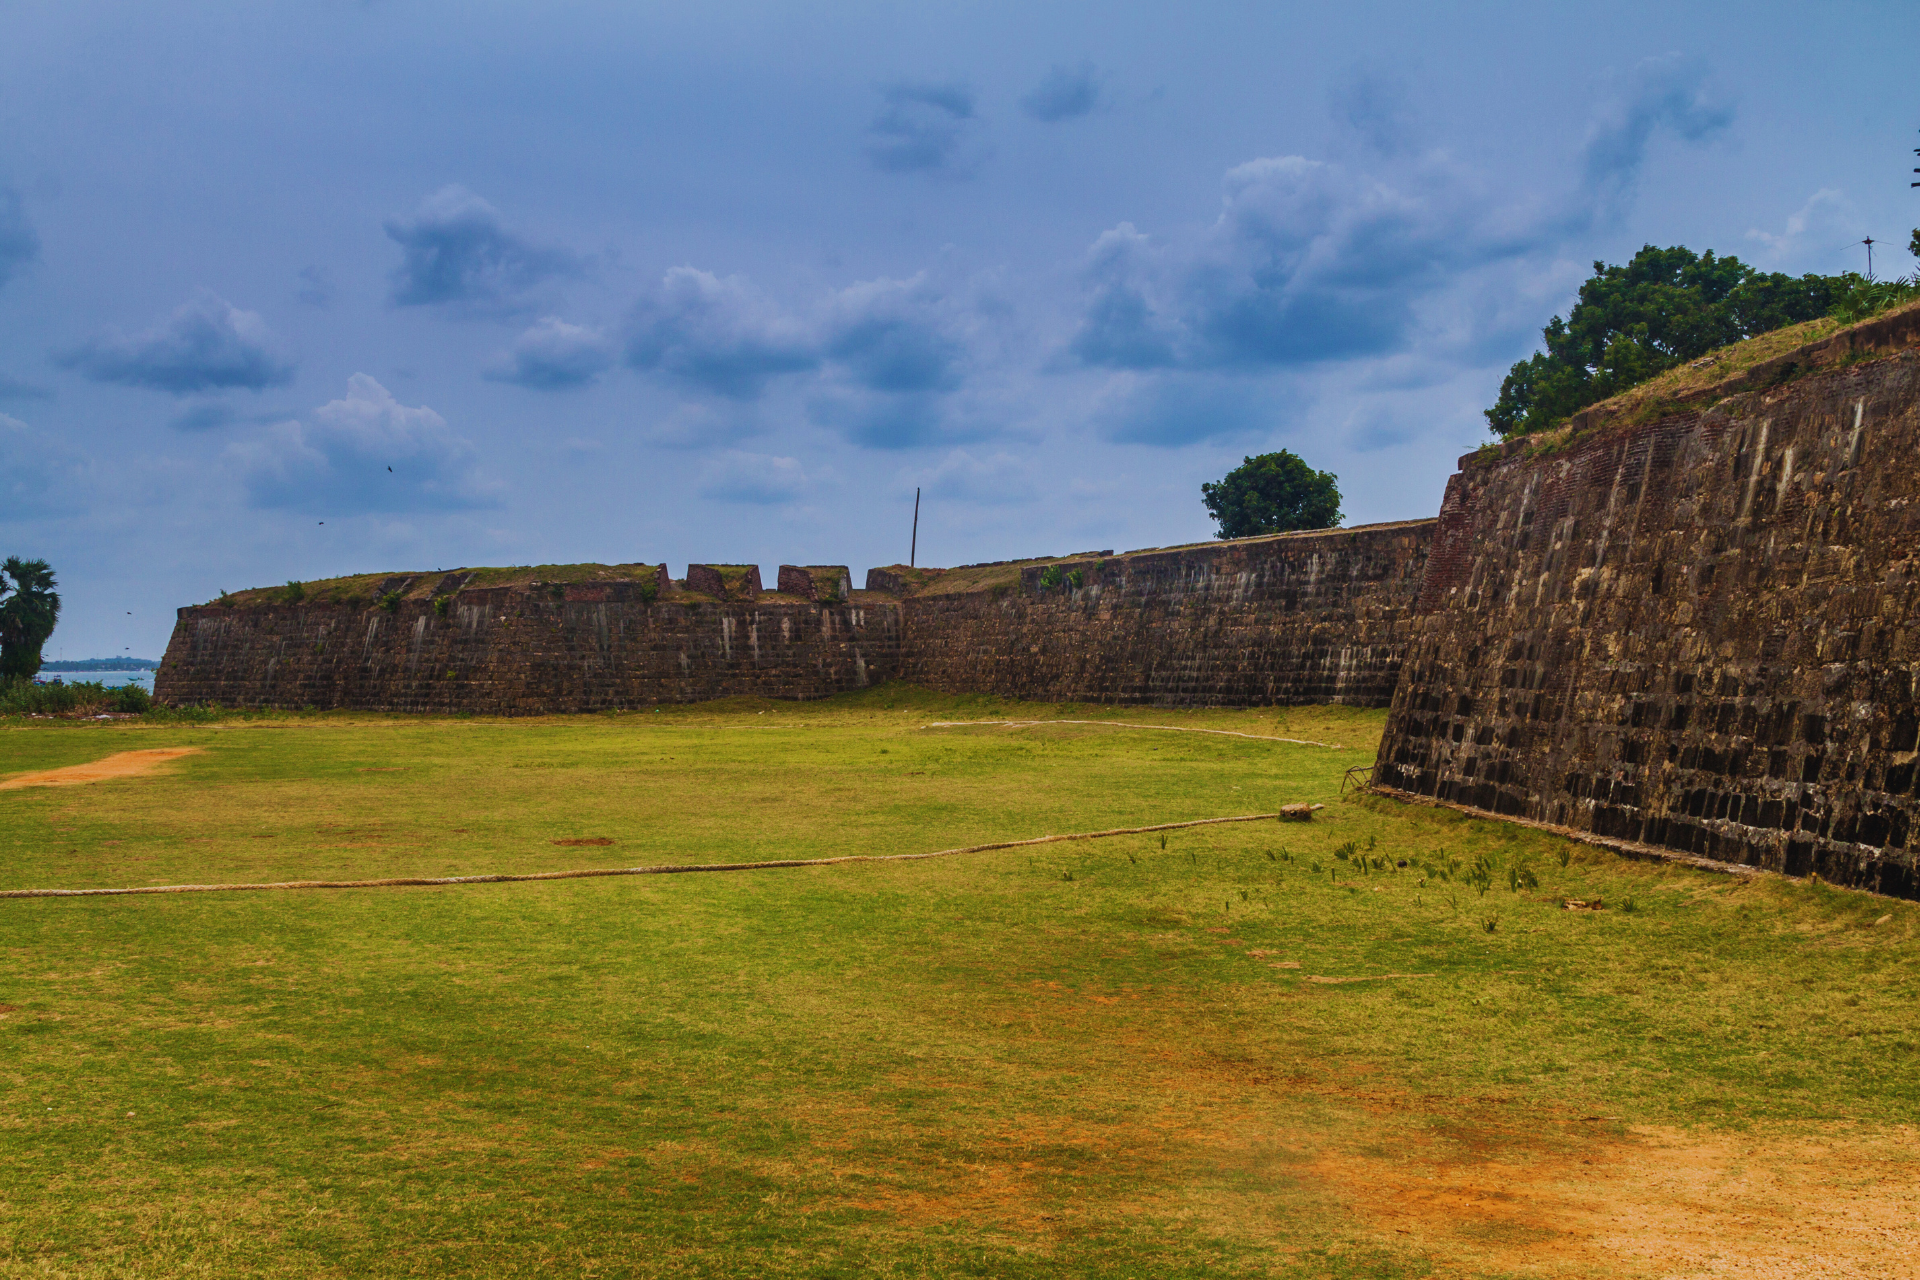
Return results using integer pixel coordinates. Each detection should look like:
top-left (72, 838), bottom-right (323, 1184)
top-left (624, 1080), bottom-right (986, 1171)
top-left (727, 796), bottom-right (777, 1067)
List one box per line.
top-left (1746, 189), bottom-right (1859, 269)
top-left (384, 186), bottom-right (577, 309)
top-left (625, 268), bottom-right (818, 398)
top-left (696, 450), bottom-right (810, 504)
top-left (912, 449), bottom-right (1036, 506)
top-left (1021, 62), bottom-right (1102, 123)
top-left (58, 290), bottom-right (294, 394)
top-left (230, 374), bottom-right (496, 514)
top-left (485, 316), bottom-right (615, 389)
top-left (0, 187), bottom-right (39, 292)
top-left (865, 82), bottom-right (982, 174)
top-left (0, 412), bottom-right (89, 521)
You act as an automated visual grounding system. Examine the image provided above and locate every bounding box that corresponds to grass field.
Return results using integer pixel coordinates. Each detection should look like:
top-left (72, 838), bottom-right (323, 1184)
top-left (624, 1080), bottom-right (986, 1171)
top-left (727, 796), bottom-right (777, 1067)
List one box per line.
top-left (3, 687), bottom-right (1918, 1278)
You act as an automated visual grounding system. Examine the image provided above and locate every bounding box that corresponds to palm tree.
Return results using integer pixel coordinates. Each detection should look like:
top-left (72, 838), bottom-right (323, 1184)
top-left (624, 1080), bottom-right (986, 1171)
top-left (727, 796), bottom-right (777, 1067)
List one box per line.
top-left (0, 557), bottom-right (60, 682)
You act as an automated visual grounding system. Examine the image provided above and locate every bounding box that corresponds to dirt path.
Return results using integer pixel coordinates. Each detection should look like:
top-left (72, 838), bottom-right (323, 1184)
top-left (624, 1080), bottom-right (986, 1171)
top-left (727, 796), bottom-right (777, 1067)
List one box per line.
top-left (0, 747), bottom-right (202, 791)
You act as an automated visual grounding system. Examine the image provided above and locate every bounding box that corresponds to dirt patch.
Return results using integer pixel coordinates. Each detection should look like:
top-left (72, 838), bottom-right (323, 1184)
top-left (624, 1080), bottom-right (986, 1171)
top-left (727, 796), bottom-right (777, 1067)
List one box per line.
top-left (552, 837), bottom-right (614, 847)
top-left (1308, 1115), bottom-right (1920, 1278)
top-left (0, 748), bottom-right (203, 791)
top-left (1304, 972), bottom-right (1435, 984)
top-left (885, 982), bottom-right (1920, 1276)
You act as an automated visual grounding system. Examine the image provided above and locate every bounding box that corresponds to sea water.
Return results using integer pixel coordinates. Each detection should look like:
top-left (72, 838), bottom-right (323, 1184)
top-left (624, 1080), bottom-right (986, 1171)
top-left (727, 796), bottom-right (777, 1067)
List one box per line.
top-left (34, 671), bottom-right (156, 691)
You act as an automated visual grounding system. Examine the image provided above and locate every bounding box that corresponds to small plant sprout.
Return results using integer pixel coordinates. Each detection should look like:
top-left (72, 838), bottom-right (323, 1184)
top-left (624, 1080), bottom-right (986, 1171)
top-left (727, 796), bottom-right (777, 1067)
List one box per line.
top-left (1160, 834), bottom-right (1168, 851)
top-left (1310, 860), bottom-right (1322, 873)
top-left (1622, 896), bottom-right (1639, 914)
top-left (1558, 845), bottom-right (1573, 869)
top-left (1265, 849), bottom-right (1276, 861)
top-left (1127, 852), bottom-right (1137, 865)
top-left (1366, 834), bottom-right (1377, 852)
top-left (1483, 916), bottom-right (1499, 933)
top-left (1062, 871), bottom-right (1075, 882)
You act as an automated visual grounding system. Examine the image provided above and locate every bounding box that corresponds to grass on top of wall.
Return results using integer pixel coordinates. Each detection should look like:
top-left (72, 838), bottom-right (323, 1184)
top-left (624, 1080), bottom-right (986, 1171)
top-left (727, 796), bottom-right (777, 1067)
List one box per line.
top-left (1, 685), bottom-right (1916, 1277)
top-left (212, 562), bottom-right (672, 607)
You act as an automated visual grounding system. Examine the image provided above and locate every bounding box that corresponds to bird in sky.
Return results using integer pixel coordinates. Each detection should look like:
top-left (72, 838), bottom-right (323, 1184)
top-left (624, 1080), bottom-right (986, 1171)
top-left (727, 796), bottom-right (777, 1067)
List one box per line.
top-left (387, 466), bottom-right (393, 472)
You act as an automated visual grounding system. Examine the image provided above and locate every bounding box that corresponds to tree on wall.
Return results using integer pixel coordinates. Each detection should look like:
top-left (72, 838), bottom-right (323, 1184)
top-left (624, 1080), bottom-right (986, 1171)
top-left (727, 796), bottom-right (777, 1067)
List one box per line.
top-left (1201, 452), bottom-right (1342, 539)
top-left (1485, 245), bottom-right (1849, 439)
top-left (0, 557), bottom-right (61, 683)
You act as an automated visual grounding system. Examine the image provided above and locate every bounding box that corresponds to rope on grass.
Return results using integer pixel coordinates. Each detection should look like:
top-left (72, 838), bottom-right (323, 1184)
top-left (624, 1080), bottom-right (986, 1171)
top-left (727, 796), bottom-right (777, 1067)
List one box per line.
top-left (0, 813), bottom-right (1286, 900)
top-left (920, 719), bottom-right (1347, 749)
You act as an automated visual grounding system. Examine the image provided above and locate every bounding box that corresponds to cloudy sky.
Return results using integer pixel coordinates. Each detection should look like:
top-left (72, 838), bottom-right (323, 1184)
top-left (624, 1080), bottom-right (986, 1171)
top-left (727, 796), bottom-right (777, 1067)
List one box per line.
top-left (2, 1), bottom-right (1914, 659)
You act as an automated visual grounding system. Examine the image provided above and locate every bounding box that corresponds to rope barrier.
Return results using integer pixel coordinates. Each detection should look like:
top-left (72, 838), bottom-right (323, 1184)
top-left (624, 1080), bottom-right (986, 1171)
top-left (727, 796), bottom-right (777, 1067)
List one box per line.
top-left (920, 719), bottom-right (1346, 749)
top-left (1, 812), bottom-right (1285, 900)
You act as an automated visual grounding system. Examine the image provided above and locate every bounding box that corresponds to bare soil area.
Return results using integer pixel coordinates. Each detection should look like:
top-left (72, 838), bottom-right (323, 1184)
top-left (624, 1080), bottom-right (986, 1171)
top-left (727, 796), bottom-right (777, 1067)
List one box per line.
top-left (1314, 1111), bottom-right (1920, 1277)
top-left (0, 747), bottom-right (202, 790)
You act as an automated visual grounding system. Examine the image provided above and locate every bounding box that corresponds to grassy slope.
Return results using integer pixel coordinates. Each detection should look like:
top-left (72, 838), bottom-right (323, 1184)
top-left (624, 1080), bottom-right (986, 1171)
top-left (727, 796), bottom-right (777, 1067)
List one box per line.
top-left (1500, 297), bottom-right (1920, 457)
top-left (220, 563), bottom-right (672, 607)
top-left (1, 688), bottom-right (1916, 1277)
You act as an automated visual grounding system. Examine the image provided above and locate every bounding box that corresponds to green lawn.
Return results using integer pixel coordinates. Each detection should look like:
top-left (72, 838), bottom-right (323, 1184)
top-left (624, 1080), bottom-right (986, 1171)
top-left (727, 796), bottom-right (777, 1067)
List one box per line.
top-left (2, 687), bottom-right (1916, 1277)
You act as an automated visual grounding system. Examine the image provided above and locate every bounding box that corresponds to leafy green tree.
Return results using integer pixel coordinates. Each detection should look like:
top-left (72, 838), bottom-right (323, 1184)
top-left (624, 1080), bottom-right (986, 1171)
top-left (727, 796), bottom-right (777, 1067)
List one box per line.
top-left (0, 557), bottom-right (60, 682)
top-left (1485, 245), bottom-right (1849, 438)
top-left (1201, 451), bottom-right (1341, 539)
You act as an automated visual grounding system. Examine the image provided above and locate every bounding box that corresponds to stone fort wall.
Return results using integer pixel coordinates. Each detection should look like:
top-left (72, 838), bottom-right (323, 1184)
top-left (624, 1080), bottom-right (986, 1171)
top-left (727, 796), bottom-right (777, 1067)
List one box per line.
top-left (156, 521), bottom-right (1435, 714)
top-left (158, 586), bottom-right (903, 714)
top-left (1376, 317), bottom-right (1920, 897)
top-left (900, 521), bottom-right (1434, 707)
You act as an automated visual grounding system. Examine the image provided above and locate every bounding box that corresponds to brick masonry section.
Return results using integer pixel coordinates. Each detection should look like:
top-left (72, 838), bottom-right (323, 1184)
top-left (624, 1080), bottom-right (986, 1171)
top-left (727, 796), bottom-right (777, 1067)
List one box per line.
top-left (157, 585), bottom-right (901, 713)
top-left (1376, 347), bottom-right (1920, 897)
top-left (900, 521), bottom-right (1434, 707)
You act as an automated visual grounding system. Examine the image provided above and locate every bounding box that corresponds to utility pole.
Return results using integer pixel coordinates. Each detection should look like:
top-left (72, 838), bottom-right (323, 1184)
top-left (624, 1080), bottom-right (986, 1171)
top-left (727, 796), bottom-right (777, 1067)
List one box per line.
top-left (910, 487), bottom-right (920, 568)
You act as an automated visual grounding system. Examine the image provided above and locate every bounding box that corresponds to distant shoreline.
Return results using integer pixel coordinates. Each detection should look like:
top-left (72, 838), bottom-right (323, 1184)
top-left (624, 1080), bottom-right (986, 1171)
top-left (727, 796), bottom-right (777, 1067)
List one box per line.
top-left (41, 659), bottom-right (160, 672)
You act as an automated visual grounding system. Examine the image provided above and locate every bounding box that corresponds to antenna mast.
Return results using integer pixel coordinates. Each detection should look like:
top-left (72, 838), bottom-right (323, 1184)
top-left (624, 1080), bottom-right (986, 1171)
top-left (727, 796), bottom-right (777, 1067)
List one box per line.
top-left (910, 487), bottom-right (920, 568)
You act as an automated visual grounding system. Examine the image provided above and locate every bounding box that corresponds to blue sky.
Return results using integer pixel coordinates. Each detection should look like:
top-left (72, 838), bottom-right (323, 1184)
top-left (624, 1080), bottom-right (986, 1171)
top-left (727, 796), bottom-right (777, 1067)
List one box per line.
top-left (2, 0), bottom-right (1915, 659)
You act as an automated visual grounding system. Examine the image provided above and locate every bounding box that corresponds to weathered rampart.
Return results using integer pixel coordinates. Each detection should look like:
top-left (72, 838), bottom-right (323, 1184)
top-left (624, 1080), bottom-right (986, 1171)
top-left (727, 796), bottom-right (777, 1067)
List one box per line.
top-left (156, 522), bottom-right (1435, 714)
top-left (158, 583), bottom-right (902, 714)
top-left (899, 520), bottom-right (1434, 707)
top-left (1376, 316), bottom-right (1920, 897)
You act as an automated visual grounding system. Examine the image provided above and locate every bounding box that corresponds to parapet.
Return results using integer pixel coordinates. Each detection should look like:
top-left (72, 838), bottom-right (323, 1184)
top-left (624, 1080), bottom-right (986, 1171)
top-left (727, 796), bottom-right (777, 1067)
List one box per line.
top-left (864, 565), bottom-right (946, 595)
top-left (778, 565), bottom-right (852, 602)
top-left (685, 564), bottom-right (762, 600)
